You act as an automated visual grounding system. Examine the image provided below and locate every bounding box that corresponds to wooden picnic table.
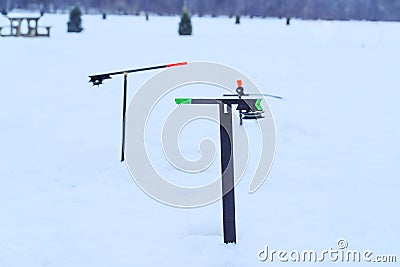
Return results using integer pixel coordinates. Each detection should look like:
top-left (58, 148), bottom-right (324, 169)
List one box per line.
top-left (0, 14), bottom-right (51, 37)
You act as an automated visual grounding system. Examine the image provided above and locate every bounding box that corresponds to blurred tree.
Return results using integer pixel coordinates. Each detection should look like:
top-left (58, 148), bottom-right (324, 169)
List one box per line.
top-left (178, 5), bottom-right (192, 35)
top-left (235, 14), bottom-right (240, 24)
top-left (5, 0), bottom-right (400, 21)
top-left (67, 5), bottom-right (83, 32)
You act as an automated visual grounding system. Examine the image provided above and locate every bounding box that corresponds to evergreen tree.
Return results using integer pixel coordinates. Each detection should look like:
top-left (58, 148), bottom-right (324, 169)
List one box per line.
top-left (178, 6), bottom-right (192, 35)
top-left (235, 14), bottom-right (240, 24)
top-left (67, 5), bottom-right (83, 32)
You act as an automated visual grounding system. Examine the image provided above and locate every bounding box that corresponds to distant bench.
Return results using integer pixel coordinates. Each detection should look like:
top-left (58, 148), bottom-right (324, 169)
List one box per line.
top-left (0, 16), bottom-right (51, 37)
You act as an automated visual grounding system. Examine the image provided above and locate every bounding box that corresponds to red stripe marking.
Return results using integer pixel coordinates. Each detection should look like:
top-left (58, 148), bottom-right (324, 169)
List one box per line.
top-left (166, 61), bottom-right (188, 68)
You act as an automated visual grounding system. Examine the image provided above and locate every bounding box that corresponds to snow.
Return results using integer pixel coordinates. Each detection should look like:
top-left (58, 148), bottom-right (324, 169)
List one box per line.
top-left (0, 14), bottom-right (399, 266)
top-left (5, 10), bottom-right (42, 19)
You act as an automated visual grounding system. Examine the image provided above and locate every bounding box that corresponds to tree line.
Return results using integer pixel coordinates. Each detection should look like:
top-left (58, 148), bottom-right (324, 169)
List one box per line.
top-left (3, 0), bottom-right (400, 21)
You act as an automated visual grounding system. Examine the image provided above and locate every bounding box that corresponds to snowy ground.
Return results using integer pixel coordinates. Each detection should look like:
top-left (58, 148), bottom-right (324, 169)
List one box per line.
top-left (0, 14), bottom-right (399, 266)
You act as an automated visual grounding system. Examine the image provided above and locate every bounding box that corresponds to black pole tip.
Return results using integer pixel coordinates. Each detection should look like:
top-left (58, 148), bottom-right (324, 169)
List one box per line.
top-left (89, 74), bottom-right (112, 86)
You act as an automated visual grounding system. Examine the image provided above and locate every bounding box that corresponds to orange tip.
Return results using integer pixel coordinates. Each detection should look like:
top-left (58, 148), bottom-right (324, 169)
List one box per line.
top-left (166, 61), bottom-right (188, 68)
top-left (236, 79), bottom-right (243, 87)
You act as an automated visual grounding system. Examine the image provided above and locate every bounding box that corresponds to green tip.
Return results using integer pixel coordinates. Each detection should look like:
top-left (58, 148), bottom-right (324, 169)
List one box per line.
top-left (255, 98), bottom-right (263, 111)
top-left (175, 98), bottom-right (192, 105)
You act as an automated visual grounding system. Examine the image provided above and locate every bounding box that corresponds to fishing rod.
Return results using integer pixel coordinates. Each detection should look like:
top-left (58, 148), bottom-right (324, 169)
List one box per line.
top-left (89, 61), bottom-right (188, 86)
top-left (223, 80), bottom-right (283, 99)
top-left (89, 61), bottom-right (188, 162)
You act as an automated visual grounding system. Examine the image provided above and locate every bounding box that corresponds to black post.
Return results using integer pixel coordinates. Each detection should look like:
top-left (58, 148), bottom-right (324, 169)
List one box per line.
top-left (219, 103), bottom-right (236, 244)
top-left (175, 97), bottom-right (264, 243)
top-left (121, 72), bottom-right (128, 162)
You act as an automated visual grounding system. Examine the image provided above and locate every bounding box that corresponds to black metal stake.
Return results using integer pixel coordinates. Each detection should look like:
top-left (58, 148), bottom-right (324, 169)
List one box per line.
top-left (175, 96), bottom-right (264, 244)
top-left (219, 103), bottom-right (237, 244)
top-left (121, 72), bottom-right (128, 162)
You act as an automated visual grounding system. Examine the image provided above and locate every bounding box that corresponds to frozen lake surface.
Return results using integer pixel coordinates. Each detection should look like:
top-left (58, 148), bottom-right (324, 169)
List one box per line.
top-left (0, 14), bottom-right (399, 266)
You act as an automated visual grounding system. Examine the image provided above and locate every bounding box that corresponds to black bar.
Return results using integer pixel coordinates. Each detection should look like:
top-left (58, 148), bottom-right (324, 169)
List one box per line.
top-left (219, 103), bottom-right (237, 244)
top-left (191, 98), bottom-right (260, 112)
top-left (89, 62), bottom-right (187, 86)
top-left (89, 64), bottom-right (171, 80)
top-left (105, 64), bottom-right (168, 77)
top-left (191, 99), bottom-right (220, 105)
top-left (121, 73), bottom-right (128, 162)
